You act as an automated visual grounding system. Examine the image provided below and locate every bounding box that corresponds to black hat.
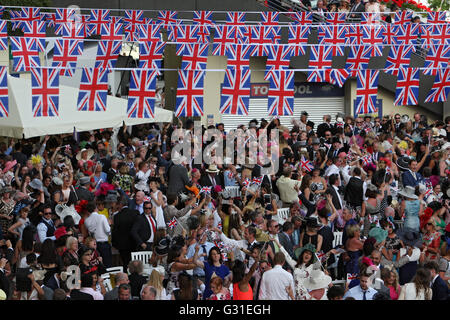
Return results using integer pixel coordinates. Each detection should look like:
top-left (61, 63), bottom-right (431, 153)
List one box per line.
top-left (301, 111), bottom-right (309, 116)
top-left (398, 229), bottom-right (422, 247)
top-left (155, 237), bottom-right (170, 256)
top-left (307, 121), bottom-right (315, 129)
top-left (331, 136), bottom-right (340, 144)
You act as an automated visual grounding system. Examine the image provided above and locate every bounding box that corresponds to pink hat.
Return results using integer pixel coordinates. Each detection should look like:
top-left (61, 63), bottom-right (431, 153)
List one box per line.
top-left (2, 160), bottom-right (17, 173)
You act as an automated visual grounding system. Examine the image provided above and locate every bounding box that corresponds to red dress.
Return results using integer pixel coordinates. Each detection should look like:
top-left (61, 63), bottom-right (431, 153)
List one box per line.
top-left (233, 282), bottom-right (253, 300)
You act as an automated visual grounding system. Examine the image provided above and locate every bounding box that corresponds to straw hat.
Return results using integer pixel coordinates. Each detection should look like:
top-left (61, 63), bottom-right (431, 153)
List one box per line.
top-left (76, 148), bottom-right (95, 161)
top-left (205, 164), bottom-right (220, 173)
top-left (303, 270), bottom-right (332, 291)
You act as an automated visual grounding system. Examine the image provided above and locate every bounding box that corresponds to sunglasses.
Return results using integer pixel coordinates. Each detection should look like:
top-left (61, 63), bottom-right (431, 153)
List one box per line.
top-left (144, 207), bottom-right (152, 210)
top-left (44, 211), bottom-right (52, 215)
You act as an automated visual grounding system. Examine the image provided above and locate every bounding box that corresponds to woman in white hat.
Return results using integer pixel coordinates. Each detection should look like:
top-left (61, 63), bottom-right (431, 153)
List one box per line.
top-left (398, 186), bottom-right (423, 233)
top-left (76, 148), bottom-right (95, 169)
top-left (302, 269), bottom-right (332, 300)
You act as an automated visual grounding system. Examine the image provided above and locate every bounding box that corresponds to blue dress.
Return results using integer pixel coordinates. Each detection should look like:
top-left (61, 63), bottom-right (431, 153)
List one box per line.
top-left (345, 250), bottom-right (362, 275)
top-left (404, 200), bottom-right (420, 232)
top-left (203, 261), bottom-right (230, 299)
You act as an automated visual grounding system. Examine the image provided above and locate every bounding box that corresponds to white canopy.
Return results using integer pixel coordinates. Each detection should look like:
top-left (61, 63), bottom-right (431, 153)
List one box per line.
top-left (0, 75), bottom-right (173, 139)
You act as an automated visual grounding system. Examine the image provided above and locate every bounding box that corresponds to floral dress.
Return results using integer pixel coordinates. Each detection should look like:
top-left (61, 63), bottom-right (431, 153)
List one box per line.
top-left (423, 231), bottom-right (441, 260)
top-left (0, 199), bottom-right (15, 236)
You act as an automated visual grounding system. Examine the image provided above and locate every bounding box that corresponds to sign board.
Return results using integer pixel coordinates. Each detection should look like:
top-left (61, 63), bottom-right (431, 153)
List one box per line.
top-left (249, 82), bottom-right (345, 98)
top-left (353, 99), bottom-right (383, 118)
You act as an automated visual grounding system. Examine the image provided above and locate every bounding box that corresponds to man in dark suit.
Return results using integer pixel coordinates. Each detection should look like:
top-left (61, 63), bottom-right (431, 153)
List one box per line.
top-left (327, 137), bottom-right (346, 159)
top-left (75, 176), bottom-right (95, 202)
top-left (348, 0), bottom-right (365, 22)
top-left (401, 159), bottom-right (424, 188)
top-left (316, 115), bottom-right (334, 138)
top-left (131, 201), bottom-right (158, 252)
top-left (106, 156), bottom-right (121, 183)
top-left (167, 156), bottom-right (191, 195)
top-left (425, 261), bottom-right (449, 300)
top-left (278, 222), bottom-right (295, 260)
top-left (327, 174), bottom-right (343, 210)
top-left (200, 164), bottom-right (223, 188)
top-left (112, 196), bottom-right (140, 271)
top-left (344, 167), bottom-right (365, 209)
top-left (371, 141), bottom-right (385, 164)
top-left (128, 190), bottom-right (145, 215)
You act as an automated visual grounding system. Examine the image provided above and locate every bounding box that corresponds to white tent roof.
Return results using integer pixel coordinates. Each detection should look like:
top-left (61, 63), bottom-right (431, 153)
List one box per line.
top-left (0, 75), bottom-right (173, 139)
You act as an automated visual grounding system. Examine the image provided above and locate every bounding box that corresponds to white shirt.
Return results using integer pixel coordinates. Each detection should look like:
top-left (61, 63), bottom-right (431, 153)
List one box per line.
top-left (258, 265), bottom-right (295, 300)
top-left (37, 218), bottom-right (56, 243)
top-left (84, 212), bottom-right (111, 242)
top-left (333, 185), bottom-right (343, 209)
top-left (80, 287), bottom-right (104, 300)
top-left (144, 213), bottom-right (156, 243)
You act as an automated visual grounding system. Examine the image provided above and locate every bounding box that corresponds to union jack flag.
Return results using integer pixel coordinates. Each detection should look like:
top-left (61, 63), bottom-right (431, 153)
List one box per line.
top-left (0, 6), bottom-right (4, 19)
top-left (260, 12), bottom-right (279, 25)
top-left (226, 12), bottom-right (246, 25)
top-left (21, 21), bottom-right (47, 52)
top-left (178, 43), bottom-right (209, 70)
top-left (347, 273), bottom-right (358, 282)
top-left (265, 45), bottom-right (293, 70)
top-left (242, 178), bottom-right (251, 187)
top-left (361, 154), bottom-right (373, 166)
top-left (346, 45), bottom-right (371, 77)
top-left (167, 217), bottom-right (178, 230)
top-left (59, 20), bottom-right (88, 39)
top-left (288, 12), bottom-right (312, 25)
top-left (226, 44), bottom-right (253, 70)
top-left (355, 69), bottom-right (380, 115)
top-left (193, 10), bottom-right (214, 25)
top-left (393, 11), bottom-right (412, 25)
top-left (220, 67), bottom-right (251, 115)
top-left (157, 10), bottom-right (178, 27)
top-left (424, 188), bottom-right (433, 200)
top-left (418, 25), bottom-right (438, 49)
top-left (309, 69), bottom-right (350, 87)
top-left (138, 41), bottom-right (166, 69)
top-left (77, 68), bottom-right (110, 112)
top-left (175, 70), bottom-right (205, 117)
top-left (252, 176), bottom-right (263, 185)
top-left (211, 25), bottom-right (236, 56)
top-left (0, 66), bottom-right (8, 118)
top-left (288, 25), bottom-right (309, 56)
top-left (393, 24), bottom-right (419, 47)
top-left (424, 68), bottom-right (450, 103)
top-left (200, 186), bottom-right (212, 194)
top-left (127, 69), bottom-right (159, 119)
top-left (317, 25), bottom-right (347, 56)
top-left (395, 68), bottom-right (420, 106)
top-left (39, 12), bottom-right (52, 28)
top-left (300, 156), bottom-right (314, 172)
top-left (0, 21), bottom-right (7, 51)
top-left (265, 70), bottom-right (295, 116)
top-left (249, 26), bottom-right (275, 56)
top-left (31, 67), bottom-right (59, 117)
top-left (384, 45), bottom-right (414, 76)
top-left (11, 7), bottom-right (41, 30)
top-left (52, 39), bottom-right (83, 76)
top-left (100, 23), bottom-right (123, 41)
top-left (10, 37), bottom-right (40, 72)
top-left (309, 45), bottom-right (333, 69)
top-left (123, 10), bottom-right (145, 42)
top-left (427, 12), bottom-right (447, 26)
top-left (95, 40), bottom-right (122, 69)
top-left (428, 23), bottom-right (450, 45)
top-left (383, 24), bottom-right (395, 45)
top-left (423, 44), bottom-right (450, 76)
top-left (316, 251), bottom-right (326, 262)
top-left (169, 25), bottom-right (202, 53)
top-left (138, 24), bottom-right (162, 42)
top-left (9, 10), bottom-right (23, 31)
top-left (361, 12), bottom-right (381, 24)
top-left (54, 8), bottom-right (76, 24)
top-left (88, 9), bottom-right (111, 35)
top-left (326, 12), bottom-right (346, 24)
top-left (347, 25), bottom-right (364, 45)
top-left (362, 24), bottom-right (384, 56)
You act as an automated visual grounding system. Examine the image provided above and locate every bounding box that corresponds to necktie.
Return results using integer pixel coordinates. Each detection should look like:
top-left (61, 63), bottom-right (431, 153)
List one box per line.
top-left (148, 214), bottom-right (156, 236)
top-left (211, 176), bottom-right (216, 187)
top-left (363, 291), bottom-right (367, 300)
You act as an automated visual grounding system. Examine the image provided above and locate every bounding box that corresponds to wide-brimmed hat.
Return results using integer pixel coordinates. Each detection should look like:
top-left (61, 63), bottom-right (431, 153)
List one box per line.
top-left (305, 216), bottom-right (322, 229)
top-left (397, 186), bottom-right (418, 200)
top-left (2, 160), bottom-right (17, 173)
top-left (311, 137), bottom-right (320, 145)
top-left (294, 243), bottom-right (317, 261)
top-left (78, 176), bottom-right (91, 185)
top-left (29, 178), bottom-right (43, 191)
top-left (52, 177), bottom-right (63, 186)
top-left (396, 156), bottom-right (411, 170)
top-left (155, 237), bottom-right (170, 256)
top-left (76, 148), bottom-right (95, 161)
top-left (368, 227), bottom-right (388, 244)
top-left (398, 229), bottom-right (422, 247)
top-left (303, 270), bottom-right (332, 291)
top-left (205, 164), bottom-right (220, 173)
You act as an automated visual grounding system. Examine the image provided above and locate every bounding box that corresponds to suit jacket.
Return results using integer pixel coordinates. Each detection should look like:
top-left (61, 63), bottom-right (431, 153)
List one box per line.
top-left (199, 173), bottom-right (223, 188)
top-left (167, 163), bottom-right (190, 195)
top-left (316, 122), bottom-right (334, 138)
top-left (371, 151), bottom-right (385, 163)
top-left (129, 273), bottom-right (147, 298)
top-left (130, 213), bottom-right (157, 248)
top-left (278, 232), bottom-right (295, 259)
top-left (70, 289), bottom-right (94, 300)
top-left (75, 186), bottom-right (95, 202)
top-left (401, 170), bottom-right (423, 188)
top-left (112, 207), bottom-right (139, 251)
top-left (431, 276), bottom-right (449, 300)
top-left (327, 185), bottom-right (343, 210)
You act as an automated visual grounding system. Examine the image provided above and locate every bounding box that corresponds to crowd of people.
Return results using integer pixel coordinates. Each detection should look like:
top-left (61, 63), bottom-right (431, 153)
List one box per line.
top-left (0, 109), bottom-right (449, 301)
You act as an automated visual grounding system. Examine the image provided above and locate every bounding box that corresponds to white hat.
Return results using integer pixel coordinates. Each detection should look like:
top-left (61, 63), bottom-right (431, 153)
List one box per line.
top-left (303, 270), bottom-right (332, 291)
top-left (76, 148), bottom-right (95, 161)
top-left (205, 164), bottom-right (220, 173)
top-left (397, 185), bottom-right (418, 200)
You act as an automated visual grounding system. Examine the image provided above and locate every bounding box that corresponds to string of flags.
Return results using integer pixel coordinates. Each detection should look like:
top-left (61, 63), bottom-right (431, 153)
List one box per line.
top-left (0, 7), bottom-right (448, 120)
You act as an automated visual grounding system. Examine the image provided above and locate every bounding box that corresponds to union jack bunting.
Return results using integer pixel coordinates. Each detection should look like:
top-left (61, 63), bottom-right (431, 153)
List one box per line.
top-left (10, 37), bottom-right (40, 72)
top-left (418, 25), bottom-right (438, 49)
top-left (429, 23), bottom-right (450, 45)
top-left (382, 24), bottom-right (395, 45)
top-left (355, 69), bottom-right (380, 115)
top-left (265, 70), bottom-right (295, 116)
top-left (138, 41), bottom-right (166, 69)
top-left (211, 25), bottom-right (236, 56)
top-left (423, 44), bottom-right (450, 76)
top-left (361, 12), bottom-right (381, 24)
top-left (384, 45), bottom-right (414, 76)
top-left (347, 25), bottom-right (364, 45)
top-left (288, 25), bottom-right (309, 56)
top-left (226, 12), bottom-right (246, 25)
top-left (309, 45), bottom-right (333, 69)
top-left (200, 186), bottom-right (212, 194)
top-left (427, 12), bottom-right (447, 25)
top-left (393, 11), bottom-right (412, 25)
top-left (88, 9), bottom-right (111, 35)
top-left (167, 217), bottom-right (178, 230)
top-left (220, 67), bottom-right (251, 115)
top-left (77, 68), bottom-right (109, 112)
top-left (288, 12), bottom-right (312, 25)
top-left (178, 43), bottom-right (209, 70)
top-left (59, 20), bottom-right (89, 39)
top-left (52, 39), bottom-right (84, 76)
top-left (175, 70), bottom-right (205, 117)
top-left (424, 68), bottom-right (450, 103)
top-left (326, 12), bottom-right (346, 24)
top-left (40, 12), bottom-right (54, 28)
top-left (193, 11), bottom-right (214, 25)
top-left (249, 26), bottom-right (275, 56)
top-left (265, 45), bottom-right (293, 70)
top-left (123, 10), bottom-right (145, 42)
top-left (9, 10), bottom-right (23, 31)
top-left (95, 40), bottom-right (122, 69)
top-left (317, 25), bottom-right (347, 56)
top-left (346, 45), bottom-right (371, 77)
top-left (54, 8), bottom-right (76, 24)
top-left (157, 10), bottom-right (178, 27)
top-left (309, 69), bottom-right (350, 87)
top-left (394, 67), bottom-right (420, 106)
top-left (99, 23), bottom-right (123, 41)
top-left (11, 7), bottom-right (41, 30)
top-left (0, 21), bottom-right (7, 50)
top-left (138, 24), bottom-right (162, 42)
top-left (0, 66), bottom-right (8, 118)
top-left (226, 44), bottom-right (253, 69)
top-left (393, 24), bottom-right (419, 48)
top-left (260, 12), bottom-right (279, 25)
top-left (169, 25), bottom-right (202, 52)
top-left (21, 21), bottom-right (47, 52)
top-left (300, 156), bottom-right (314, 172)
top-left (0, 6), bottom-right (4, 19)
top-left (362, 25), bottom-right (384, 56)
top-left (31, 67), bottom-right (59, 117)
top-left (127, 69), bottom-right (159, 119)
